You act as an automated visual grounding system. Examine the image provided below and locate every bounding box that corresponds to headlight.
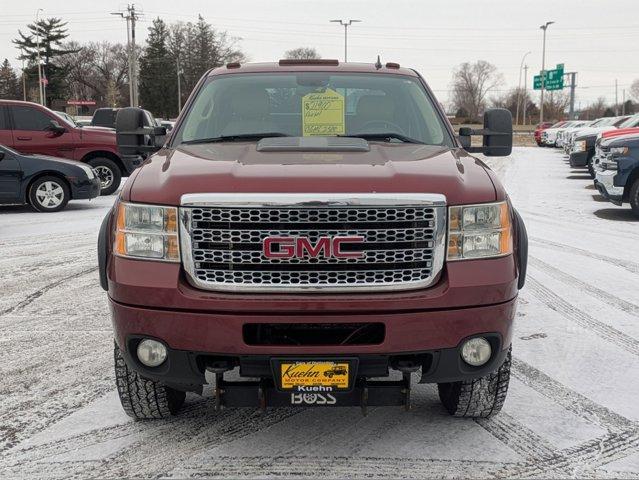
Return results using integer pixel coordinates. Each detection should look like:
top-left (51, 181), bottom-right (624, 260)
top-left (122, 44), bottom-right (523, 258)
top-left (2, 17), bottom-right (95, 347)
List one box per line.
top-left (610, 146), bottom-right (629, 156)
top-left (573, 140), bottom-right (586, 152)
top-left (447, 201), bottom-right (512, 260)
top-left (78, 164), bottom-right (95, 179)
top-left (114, 202), bottom-right (180, 261)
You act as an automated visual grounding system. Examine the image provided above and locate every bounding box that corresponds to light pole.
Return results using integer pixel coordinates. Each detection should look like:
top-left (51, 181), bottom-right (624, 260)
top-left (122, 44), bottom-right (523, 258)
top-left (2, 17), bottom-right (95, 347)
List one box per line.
top-left (330, 19), bottom-right (361, 62)
top-left (35, 8), bottom-right (44, 105)
top-left (539, 21), bottom-right (554, 123)
top-left (176, 55), bottom-right (182, 113)
top-left (523, 64), bottom-right (529, 125)
top-left (515, 51), bottom-right (531, 125)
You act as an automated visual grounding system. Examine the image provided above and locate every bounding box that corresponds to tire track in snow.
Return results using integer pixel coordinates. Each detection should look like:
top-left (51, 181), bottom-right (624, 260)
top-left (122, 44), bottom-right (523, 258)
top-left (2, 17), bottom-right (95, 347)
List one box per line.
top-left (0, 266), bottom-right (98, 316)
top-left (529, 256), bottom-right (639, 317)
top-left (511, 357), bottom-right (634, 432)
top-left (475, 412), bottom-right (558, 460)
top-left (530, 237), bottom-right (639, 275)
top-left (526, 276), bottom-right (639, 357)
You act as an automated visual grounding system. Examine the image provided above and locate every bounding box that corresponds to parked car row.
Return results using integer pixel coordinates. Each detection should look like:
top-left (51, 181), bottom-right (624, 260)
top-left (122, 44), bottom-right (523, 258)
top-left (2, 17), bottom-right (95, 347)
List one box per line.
top-left (0, 100), bottom-right (168, 210)
top-left (593, 130), bottom-right (639, 217)
top-left (537, 113), bottom-right (639, 217)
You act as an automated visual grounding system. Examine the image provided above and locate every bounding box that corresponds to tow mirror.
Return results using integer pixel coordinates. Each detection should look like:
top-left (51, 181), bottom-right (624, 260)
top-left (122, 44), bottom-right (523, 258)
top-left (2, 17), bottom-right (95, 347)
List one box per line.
top-left (459, 108), bottom-right (513, 157)
top-left (115, 107), bottom-right (167, 159)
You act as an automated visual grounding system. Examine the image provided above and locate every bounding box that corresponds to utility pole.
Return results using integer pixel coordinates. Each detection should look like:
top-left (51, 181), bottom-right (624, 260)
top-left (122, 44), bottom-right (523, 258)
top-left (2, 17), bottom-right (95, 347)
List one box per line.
top-left (35, 8), bottom-right (44, 105)
top-left (112, 4), bottom-right (140, 107)
top-left (176, 56), bottom-right (182, 113)
top-left (615, 79), bottom-right (618, 115)
top-left (516, 51), bottom-right (531, 125)
top-left (330, 19), bottom-right (361, 62)
top-left (622, 89), bottom-right (626, 115)
top-left (539, 21), bottom-right (555, 123)
top-left (21, 56), bottom-right (27, 101)
top-left (566, 72), bottom-right (577, 119)
top-left (523, 65), bottom-right (529, 125)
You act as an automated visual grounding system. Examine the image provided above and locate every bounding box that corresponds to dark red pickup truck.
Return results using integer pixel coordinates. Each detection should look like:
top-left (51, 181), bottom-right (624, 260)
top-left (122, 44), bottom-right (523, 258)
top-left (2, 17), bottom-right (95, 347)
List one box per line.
top-left (99, 60), bottom-right (527, 419)
top-left (0, 100), bottom-right (141, 194)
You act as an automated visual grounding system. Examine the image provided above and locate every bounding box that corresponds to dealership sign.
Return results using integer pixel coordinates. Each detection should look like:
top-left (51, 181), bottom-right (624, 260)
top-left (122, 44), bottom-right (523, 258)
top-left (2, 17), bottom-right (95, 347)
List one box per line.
top-left (67, 100), bottom-right (96, 106)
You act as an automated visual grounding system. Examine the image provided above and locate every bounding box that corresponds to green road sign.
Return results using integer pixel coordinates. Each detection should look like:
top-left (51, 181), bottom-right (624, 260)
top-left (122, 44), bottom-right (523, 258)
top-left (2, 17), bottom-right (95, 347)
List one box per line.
top-left (533, 64), bottom-right (564, 91)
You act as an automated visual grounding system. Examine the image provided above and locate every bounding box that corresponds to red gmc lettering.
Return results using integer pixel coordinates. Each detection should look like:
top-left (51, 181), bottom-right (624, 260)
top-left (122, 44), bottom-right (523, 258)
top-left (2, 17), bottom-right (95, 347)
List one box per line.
top-left (262, 236), bottom-right (365, 259)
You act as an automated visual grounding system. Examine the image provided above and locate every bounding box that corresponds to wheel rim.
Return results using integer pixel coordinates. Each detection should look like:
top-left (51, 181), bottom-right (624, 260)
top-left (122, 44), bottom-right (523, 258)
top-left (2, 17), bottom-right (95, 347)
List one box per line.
top-left (94, 166), bottom-right (114, 189)
top-left (35, 181), bottom-right (64, 208)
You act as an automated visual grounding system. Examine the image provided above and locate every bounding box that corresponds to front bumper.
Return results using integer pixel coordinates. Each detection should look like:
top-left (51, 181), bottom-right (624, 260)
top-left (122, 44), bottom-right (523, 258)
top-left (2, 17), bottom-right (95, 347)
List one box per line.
top-left (110, 295), bottom-right (516, 388)
top-left (70, 176), bottom-right (101, 199)
top-left (569, 150), bottom-right (589, 167)
top-left (594, 169), bottom-right (624, 205)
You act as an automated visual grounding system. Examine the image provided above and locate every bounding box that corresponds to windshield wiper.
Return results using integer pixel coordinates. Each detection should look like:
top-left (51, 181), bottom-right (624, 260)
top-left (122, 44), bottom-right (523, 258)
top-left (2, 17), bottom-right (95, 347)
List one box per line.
top-left (340, 132), bottom-right (424, 144)
top-left (181, 132), bottom-right (291, 145)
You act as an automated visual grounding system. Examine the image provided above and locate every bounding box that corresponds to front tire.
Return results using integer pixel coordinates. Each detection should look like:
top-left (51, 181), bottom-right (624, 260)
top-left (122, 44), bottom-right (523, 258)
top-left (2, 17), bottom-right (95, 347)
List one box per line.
top-left (629, 179), bottom-right (639, 218)
top-left (88, 158), bottom-right (121, 195)
top-left (29, 175), bottom-right (70, 212)
top-left (114, 343), bottom-right (186, 420)
top-left (437, 347), bottom-right (511, 418)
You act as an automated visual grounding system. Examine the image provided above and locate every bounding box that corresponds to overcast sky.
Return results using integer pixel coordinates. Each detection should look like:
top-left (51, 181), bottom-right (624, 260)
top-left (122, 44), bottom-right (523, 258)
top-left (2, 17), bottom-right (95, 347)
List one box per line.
top-left (1, 0), bottom-right (637, 107)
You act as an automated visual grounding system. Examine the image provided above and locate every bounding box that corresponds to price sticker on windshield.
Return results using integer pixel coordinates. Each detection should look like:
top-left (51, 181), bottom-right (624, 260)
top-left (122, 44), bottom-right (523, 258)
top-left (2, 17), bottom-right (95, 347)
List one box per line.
top-left (302, 88), bottom-right (345, 136)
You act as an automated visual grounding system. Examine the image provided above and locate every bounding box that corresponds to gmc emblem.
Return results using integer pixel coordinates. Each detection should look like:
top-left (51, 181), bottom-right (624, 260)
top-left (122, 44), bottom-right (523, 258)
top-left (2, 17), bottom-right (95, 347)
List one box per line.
top-left (263, 236), bottom-right (365, 259)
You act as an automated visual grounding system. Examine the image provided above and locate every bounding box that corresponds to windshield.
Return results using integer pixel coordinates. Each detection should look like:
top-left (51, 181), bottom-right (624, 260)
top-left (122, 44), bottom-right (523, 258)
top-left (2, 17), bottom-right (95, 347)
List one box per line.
top-left (53, 111), bottom-right (76, 127)
top-left (173, 73), bottom-right (453, 147)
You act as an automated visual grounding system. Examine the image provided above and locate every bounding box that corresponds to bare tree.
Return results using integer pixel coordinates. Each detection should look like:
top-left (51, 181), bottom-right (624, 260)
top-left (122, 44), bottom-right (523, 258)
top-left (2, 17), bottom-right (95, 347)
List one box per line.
top-left (450, 60), bottom-right (503, 122)
top-left (581, 97), bottom-right (608, 120)
top-left (540, 91), bottom-right (570, 121)
top-left (58, 41), bottom-right (129, 106)
top-left (631, 79), bottom-right (639, 102)
top-left (284, 47), bottom-right (321, 60)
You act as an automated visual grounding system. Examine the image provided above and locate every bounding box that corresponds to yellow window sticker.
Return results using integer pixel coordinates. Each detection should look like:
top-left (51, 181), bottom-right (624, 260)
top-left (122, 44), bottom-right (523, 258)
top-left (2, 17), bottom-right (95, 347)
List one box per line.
top-left (302, 88), bottom-right (345, 136)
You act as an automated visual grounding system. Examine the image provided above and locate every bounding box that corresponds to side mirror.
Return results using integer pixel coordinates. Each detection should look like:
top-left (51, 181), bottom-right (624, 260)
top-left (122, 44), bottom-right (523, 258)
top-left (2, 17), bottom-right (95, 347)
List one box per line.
top-left (115, 107), bottom-right (167, 158)
top-left (460, 108), bottom-right (513, 157)
top-left (46, 120), bottom-right (66, 135)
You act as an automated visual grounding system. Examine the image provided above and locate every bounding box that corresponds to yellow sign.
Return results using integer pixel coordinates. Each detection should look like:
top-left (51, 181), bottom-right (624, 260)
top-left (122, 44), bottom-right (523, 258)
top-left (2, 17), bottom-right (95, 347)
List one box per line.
top-left (280, 361), bottom-right (349, 389)
top-left (302, 88), bottom-right (345, 136)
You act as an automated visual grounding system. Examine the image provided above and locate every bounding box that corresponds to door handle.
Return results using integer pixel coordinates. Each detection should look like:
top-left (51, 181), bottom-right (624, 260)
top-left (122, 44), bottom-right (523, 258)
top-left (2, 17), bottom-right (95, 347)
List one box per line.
top-left (16, 136), bottom-right (32, 141)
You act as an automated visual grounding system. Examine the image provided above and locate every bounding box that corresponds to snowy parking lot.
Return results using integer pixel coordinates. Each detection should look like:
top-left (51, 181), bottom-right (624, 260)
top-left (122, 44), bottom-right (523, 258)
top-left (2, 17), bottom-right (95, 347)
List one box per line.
top-left (1, 146), bottom-right (638, 479)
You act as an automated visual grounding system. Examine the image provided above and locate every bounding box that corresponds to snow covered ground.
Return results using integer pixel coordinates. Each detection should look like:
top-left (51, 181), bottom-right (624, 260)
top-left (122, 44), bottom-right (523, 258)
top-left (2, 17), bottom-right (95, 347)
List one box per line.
top-left (0, 147), bottom-right (638, 479)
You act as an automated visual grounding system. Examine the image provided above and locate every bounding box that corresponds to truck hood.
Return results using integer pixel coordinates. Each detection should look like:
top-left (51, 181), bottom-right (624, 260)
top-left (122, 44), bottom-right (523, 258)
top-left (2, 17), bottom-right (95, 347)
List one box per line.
top-left (127, 142), bottom-right (499, 206)
top-left (574, 126), bottom-right (617, 138)
top-left (78, 127), bottom-right (116, 144)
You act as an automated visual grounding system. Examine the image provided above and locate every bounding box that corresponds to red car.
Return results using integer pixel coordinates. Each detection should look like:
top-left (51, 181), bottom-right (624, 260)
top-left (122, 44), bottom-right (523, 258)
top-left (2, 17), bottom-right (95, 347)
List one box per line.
top-left (534, 121), bottom-right (557, 146)
top-left (0, 100), bottom-right (139, 194)
top-left (100, 60), bottom-right (527, 419)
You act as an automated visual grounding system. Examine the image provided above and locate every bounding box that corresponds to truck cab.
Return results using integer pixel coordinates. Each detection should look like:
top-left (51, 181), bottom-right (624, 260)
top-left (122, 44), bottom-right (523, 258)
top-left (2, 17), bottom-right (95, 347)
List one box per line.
top-left (101, 60), bottom-right (526, 420)
top-left (0, 100), bottom-right (133, 195)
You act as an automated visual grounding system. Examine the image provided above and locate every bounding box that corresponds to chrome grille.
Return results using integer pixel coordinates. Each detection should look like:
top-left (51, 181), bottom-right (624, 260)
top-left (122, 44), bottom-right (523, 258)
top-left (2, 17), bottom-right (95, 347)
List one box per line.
top-left (180, 193), bottom-right (446, 292)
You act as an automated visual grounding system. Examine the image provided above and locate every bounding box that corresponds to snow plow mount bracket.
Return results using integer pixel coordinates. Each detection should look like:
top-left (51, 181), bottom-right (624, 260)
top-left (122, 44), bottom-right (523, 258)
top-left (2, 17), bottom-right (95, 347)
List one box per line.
top-left (212, 374), bottom-right (412, 415)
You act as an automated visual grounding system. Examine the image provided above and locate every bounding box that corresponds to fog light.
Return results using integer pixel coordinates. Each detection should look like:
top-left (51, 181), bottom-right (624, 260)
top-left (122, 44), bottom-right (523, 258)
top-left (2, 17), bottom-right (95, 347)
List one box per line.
top-left (461, 337), bottom-right (492, 366)
top-left (137, 339), bottom-right (167, 367)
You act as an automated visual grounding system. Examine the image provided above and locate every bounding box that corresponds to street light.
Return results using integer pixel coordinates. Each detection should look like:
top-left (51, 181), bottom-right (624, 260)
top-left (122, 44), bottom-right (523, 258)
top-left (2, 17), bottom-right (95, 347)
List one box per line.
top-left (539, 21), bottom-right (555, 123)
top-left (330, 19), bottom-right (361, 62)
top-left (515, 51), bottom-right (531, 125)
top-left (35, 8), bottom-right (44, 105)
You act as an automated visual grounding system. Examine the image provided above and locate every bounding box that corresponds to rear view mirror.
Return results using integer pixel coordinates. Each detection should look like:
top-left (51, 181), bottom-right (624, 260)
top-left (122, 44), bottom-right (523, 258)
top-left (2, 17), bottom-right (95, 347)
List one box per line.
top-left (461, 108), bottom-right (513, 157)
top-left (115, 107), bottom-right (167, 159)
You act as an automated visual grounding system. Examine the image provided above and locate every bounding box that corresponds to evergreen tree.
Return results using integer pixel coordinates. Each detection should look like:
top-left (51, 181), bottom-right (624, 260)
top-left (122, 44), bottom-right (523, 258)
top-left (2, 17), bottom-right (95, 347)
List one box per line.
top-left (0, 59), bottom-right (22, 100)
top-left (13, 17), bottom-right (78, 106)
top-left (139, 18), bottom-right (177, 117)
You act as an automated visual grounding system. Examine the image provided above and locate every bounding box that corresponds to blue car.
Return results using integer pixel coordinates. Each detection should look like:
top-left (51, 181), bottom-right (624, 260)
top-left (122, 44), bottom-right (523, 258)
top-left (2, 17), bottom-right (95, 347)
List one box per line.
top-left (593, 133), bottom-right (639, 217)
top-left (0, 144), bottom-right (101, 212)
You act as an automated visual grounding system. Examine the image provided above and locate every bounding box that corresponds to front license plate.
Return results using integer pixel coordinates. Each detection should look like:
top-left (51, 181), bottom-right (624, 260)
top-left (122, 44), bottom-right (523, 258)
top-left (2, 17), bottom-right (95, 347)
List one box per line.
top-left (280, 361), bottom-right (350, 390)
